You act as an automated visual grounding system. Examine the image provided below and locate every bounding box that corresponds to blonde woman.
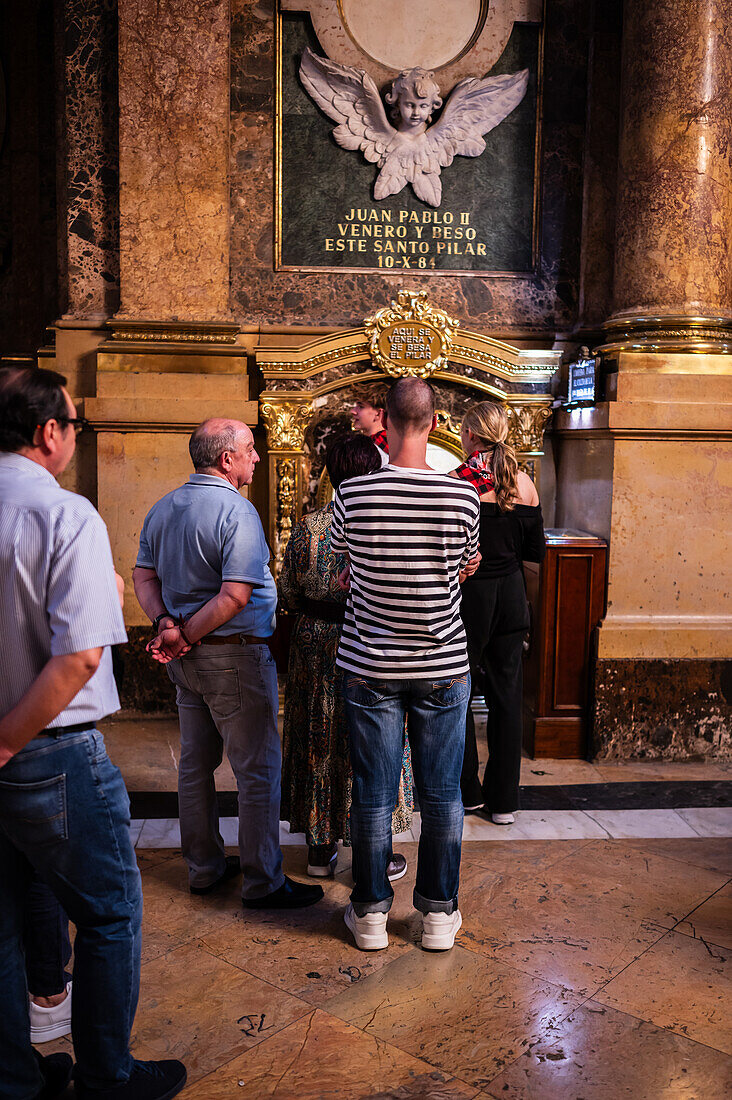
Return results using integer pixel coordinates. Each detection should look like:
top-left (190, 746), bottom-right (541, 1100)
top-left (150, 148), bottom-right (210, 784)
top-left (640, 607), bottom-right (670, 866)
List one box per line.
top-left (450, 402), bottom-right (545, 824)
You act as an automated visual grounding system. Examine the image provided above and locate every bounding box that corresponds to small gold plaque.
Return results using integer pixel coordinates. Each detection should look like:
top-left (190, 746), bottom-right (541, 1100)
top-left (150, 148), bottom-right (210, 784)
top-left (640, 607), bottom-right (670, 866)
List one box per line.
top-left (365, 291), bottom-right (459, 378)
top-left (378, 322), bottom-right (440, 370)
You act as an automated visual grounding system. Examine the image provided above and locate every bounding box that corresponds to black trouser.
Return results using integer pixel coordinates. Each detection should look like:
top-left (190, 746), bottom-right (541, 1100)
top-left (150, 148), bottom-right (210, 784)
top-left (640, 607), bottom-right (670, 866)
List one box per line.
top-left (460, 570), bottom-right (530, 812)
top-left (24, 873), bottom-right (72, 996)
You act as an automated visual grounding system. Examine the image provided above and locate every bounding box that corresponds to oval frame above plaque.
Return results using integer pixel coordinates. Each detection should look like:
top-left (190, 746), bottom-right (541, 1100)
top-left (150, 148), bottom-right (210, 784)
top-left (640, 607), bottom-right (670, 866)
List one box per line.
top-left (365, 290), bottom-right (459, 378)
top-left (280, 0), bottom-right (542, 88)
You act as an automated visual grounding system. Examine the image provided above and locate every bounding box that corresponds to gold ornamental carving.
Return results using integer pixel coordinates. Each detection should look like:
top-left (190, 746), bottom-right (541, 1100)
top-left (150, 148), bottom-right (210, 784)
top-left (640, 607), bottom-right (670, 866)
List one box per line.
top-left (506, 401), bottom-right (553, 453)
top-left (264, 344), bottom-right (369, 375)
top-left (109, 320), bottom-right (240, 344)
top-left (260, 400), bottom-right (314, 450)
top-left (597, 313), bottom-right (732, 357)
top-left (274, 457), bottom-right (297, 574)
top-left (365, 291), bottom-right (459, 378)
top-left (261, 340), bottom-right (557, 382)
top-left (434, 409), bottom-right (462, 436)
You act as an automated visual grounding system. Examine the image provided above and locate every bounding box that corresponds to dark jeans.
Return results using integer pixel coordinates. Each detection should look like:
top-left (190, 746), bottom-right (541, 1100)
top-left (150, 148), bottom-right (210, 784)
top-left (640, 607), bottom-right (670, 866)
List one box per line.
top-left (344, 673), bottom-right (469, 917)
top-left (460, 571), bottom-right (530, 813)
top-left (24, 874), bottom-right (72, 997)
top-left (0, 729), bottom-right (142, 1099)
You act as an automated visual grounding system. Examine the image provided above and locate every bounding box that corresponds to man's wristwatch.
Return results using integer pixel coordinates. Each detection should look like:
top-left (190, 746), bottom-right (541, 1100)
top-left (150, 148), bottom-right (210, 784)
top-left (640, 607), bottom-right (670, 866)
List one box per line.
top-left (152, 612), bottom-right (175, 632)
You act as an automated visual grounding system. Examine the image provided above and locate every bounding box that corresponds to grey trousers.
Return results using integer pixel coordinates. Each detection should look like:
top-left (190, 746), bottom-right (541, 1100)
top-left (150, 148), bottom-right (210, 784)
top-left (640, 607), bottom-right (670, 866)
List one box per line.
top-left (166, 641), bottom-right (285, 899)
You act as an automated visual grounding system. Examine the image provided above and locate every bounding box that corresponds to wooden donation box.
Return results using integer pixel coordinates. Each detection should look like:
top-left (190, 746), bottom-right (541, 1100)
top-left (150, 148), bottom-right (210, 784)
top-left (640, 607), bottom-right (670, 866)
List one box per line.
top-left (523, 530), bottom-right (607, 758)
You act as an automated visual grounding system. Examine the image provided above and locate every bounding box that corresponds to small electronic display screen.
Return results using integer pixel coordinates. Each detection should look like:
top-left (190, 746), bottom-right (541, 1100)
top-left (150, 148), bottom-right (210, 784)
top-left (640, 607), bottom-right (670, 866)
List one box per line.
top-left (567, 357), bottom-right (596, 404)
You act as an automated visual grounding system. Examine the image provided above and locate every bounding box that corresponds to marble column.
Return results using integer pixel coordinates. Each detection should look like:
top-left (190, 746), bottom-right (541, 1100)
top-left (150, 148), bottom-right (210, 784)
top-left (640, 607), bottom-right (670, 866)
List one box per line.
top-left (50, 2), bottom-right (120, 500)
top-left (58, 0), bottom-right (120, 322)
top-left (611, 0), bottom-right (732, 327)
top-left (554, 0), bottom-right (732, 760)
top-left (116, 0), bottom-right (231, 321)
top-left (576, 0), bottom-right (622, 334)
top-left (87, 0), bottom-right (256, 641)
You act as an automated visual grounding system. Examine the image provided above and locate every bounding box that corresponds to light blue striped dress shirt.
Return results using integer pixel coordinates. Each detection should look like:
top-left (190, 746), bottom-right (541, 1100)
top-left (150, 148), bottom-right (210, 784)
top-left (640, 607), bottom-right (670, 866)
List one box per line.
top-left (0, 453), bottom-right (128, 727)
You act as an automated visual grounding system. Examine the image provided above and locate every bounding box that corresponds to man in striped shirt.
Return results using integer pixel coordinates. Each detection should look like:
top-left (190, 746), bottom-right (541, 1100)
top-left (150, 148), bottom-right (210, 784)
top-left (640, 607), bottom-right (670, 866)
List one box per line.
top-left (332, 377), bottom-right (480, 952)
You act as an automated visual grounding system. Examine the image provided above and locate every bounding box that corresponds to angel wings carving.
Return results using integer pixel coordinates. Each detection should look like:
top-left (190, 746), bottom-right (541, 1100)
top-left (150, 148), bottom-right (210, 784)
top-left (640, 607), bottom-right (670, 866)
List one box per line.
top-left (299, 47), bottom-right (529, 208)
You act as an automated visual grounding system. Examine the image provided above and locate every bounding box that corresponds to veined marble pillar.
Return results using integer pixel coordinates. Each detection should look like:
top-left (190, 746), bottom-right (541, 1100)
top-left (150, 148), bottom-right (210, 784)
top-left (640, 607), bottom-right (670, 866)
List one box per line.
top-left (59, 0), bottom-right (120, 322)
top-left (612, 0), bottom-right (732, 322)
top-left (83, 0), bottom-right (255, 631)
top-left (49, 1), bottom-right (120, 500)
top-left (116, 0), bottom-right (231, 322)
top-left (555, 0), bottom-right (732, 759)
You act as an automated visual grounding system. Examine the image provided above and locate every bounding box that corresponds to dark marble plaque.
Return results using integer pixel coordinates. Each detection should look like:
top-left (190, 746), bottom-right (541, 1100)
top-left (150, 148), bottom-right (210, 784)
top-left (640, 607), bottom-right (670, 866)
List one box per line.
top-left (279, 14), bottom-right (540, 274)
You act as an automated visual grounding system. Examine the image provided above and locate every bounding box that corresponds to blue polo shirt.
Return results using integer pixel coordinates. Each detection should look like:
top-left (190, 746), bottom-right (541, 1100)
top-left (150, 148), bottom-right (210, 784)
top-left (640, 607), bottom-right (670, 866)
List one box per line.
top-left (136, 473), bottom-right (276, 637)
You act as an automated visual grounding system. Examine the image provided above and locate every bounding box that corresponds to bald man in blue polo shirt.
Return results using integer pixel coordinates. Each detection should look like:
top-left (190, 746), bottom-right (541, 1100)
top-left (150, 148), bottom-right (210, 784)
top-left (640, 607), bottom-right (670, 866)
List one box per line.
top-left (133, 419), bottom-right (322, 910)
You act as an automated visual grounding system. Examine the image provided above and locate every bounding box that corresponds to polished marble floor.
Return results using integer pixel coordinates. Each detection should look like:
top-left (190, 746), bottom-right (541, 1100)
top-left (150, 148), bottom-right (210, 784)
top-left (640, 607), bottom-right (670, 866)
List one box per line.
top-left (99, 714), bottom-right (732, 794)
top-left (101, 715), bottom-right (732, 846)
top-left (44, 837), bottom-right (732, 1098)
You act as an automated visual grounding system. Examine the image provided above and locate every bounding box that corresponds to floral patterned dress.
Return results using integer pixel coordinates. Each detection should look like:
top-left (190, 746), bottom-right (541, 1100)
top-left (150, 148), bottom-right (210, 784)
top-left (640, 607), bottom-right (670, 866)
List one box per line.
top-left (278, 503), bottom-right (413, 845)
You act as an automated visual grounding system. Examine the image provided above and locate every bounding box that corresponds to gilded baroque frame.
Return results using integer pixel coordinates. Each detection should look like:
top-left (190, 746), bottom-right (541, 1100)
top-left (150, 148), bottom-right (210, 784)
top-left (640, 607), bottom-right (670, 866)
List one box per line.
top-left (257, 305), bottom-right (558, 574)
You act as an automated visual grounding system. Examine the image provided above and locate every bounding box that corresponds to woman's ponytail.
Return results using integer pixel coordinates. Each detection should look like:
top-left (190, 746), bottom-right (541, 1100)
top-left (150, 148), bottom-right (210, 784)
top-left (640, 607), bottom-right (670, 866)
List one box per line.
top-left (462, 401), bottom-right (520, 511)
top-left (490, 439), bottom-right (519, 511)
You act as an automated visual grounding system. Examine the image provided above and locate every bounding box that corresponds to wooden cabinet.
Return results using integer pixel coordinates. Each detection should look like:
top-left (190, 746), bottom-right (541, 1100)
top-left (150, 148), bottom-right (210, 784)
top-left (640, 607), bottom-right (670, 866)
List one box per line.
top-left (523, 531), bottom-right (607, 758)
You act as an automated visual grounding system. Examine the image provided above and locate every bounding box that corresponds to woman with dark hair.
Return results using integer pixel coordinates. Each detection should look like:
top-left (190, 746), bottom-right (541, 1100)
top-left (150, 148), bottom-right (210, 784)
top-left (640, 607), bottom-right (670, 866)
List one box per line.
top-left (451, 401), bottom-right (546, 824)
top-left (279, 434), bottom-right (412, 876)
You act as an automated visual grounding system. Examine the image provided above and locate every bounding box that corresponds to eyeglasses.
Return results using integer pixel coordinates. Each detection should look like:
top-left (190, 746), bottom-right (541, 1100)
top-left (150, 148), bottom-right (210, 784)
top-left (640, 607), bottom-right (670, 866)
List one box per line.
top-left (52, 416), bottom-right (91, 435)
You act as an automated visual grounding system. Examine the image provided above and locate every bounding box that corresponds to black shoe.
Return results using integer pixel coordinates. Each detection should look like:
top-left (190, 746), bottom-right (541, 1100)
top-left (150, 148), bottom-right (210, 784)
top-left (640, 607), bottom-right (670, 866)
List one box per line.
top-left (387, 853), bottom-right (408, 881)
top-left (307, 842), bottom-right (338, 877)
top-left (242, 875), bottom-right (324, 909)
top-left (190, 855), bottom-right (241, 895)
top-left (35, 1051), bottom-right (73, 1099)
top-left (75, 1059), bottom-right (186, 1100)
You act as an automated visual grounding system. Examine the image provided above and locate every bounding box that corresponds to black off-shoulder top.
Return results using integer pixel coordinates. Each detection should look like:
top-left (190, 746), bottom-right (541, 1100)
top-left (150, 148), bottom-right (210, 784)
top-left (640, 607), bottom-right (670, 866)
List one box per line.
top-left (473, 502), bottom-right (546, 579)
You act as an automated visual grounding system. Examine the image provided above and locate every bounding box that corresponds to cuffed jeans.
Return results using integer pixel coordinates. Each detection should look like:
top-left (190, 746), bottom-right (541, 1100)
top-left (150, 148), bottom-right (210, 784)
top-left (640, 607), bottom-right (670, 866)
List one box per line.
top-left (344, 673), bottom-right (469, 917)
top-left (0, 729), bottom-right (142, 1099)
top-left (24, 873), bottom-right (72, 997)
top-left (167, 642), bottom-right (285, 900)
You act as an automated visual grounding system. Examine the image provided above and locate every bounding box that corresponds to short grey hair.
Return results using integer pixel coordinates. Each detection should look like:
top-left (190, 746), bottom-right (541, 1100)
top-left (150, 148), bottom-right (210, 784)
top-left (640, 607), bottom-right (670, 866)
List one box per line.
top-left (189, 421), bottom-right (245, 470)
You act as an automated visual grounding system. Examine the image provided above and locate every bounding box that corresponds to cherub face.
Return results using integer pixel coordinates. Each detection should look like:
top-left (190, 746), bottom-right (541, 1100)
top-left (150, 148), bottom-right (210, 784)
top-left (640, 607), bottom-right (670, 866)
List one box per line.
top-left (397, 92), bottom-right (433, 131)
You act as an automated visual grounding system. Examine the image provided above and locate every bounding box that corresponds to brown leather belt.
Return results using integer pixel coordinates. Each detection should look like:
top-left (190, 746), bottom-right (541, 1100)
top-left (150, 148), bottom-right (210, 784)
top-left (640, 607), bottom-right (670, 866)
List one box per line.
top-left (198, 634), bottom-right (270, 646)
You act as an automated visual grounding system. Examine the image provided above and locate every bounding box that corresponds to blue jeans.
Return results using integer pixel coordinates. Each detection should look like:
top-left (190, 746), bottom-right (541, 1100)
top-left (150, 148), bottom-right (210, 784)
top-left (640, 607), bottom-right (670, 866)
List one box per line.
top-left (344, 673), bottom-right (469, 917)
top-left (24, 873), bottom-right (72, 996)
top-left (0, 729), bottom-right (142, 1099)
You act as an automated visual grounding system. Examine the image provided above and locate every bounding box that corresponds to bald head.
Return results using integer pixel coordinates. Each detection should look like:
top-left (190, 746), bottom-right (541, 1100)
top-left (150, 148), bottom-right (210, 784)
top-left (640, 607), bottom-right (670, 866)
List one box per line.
top-left (385, 377), bottom-right (435, 435)
top-left (189, 419), bottom-right (251, 471)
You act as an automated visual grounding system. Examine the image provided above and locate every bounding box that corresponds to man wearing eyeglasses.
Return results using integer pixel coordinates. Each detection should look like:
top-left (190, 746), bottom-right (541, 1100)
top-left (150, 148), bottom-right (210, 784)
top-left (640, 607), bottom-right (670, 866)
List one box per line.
top-left (0, 366), bottom-right (187, 1100)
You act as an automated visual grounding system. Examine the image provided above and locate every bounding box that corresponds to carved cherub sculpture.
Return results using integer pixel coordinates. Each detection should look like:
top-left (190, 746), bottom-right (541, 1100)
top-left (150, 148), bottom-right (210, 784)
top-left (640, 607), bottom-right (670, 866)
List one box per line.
top-left (300, 47), bottom-right (529, 207)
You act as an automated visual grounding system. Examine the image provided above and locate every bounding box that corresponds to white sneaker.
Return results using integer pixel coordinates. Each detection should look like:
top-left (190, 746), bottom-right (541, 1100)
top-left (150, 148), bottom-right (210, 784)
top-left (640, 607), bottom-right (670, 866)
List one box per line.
top-left (29, 981), bottom-right (72, 1043)
top-left (492, 812), bottom-right (515, 825)
top-left (344, 903), bottom-right (388, 950)
top-left (422, 910), bottom-right (462, 951)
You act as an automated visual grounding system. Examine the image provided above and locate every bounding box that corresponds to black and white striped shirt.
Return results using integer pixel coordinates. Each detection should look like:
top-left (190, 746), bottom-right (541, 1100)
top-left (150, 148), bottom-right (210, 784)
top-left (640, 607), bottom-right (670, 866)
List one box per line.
top-left (331, 465), bottom-right (480, 679)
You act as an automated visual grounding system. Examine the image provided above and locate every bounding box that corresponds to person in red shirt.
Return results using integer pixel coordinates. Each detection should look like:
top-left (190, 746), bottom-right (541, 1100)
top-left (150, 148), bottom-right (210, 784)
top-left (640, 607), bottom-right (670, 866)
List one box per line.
top-left (350, 381), bottom-right (391, 458)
